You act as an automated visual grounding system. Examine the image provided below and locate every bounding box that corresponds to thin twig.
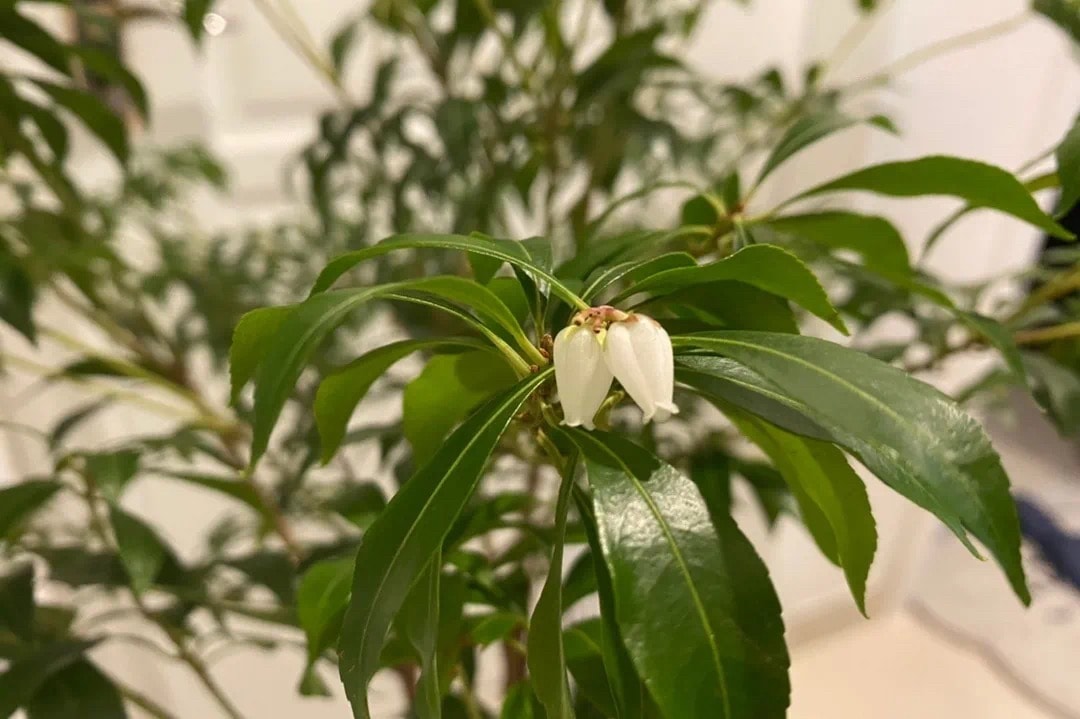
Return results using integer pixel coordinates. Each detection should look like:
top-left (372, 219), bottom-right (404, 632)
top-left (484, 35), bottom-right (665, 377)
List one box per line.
top-left (1014, 321), bottom-right (1080, 346)
top-left (845, 12), bottom-right (1030, 95)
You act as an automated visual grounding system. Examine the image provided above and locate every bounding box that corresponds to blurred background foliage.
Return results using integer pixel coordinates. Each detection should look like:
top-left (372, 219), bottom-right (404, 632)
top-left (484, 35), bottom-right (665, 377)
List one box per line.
top-left (1, 0), bottom-right (1079, 716)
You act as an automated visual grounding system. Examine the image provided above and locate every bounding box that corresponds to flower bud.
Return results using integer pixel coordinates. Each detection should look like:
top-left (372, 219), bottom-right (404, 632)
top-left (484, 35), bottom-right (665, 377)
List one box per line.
top-left (553, 324), bottom-right (613, 430)
top-left (603, 314), bottom-right (678, 423)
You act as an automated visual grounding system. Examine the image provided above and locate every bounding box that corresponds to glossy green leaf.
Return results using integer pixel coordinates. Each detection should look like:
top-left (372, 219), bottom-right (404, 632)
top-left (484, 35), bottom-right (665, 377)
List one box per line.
top-left (246, 287), bottom-right (388, 466)
top-left (24, 660), bottom-right (126, 719)
top-left (616, 244), bottom-right (847, 333)
top-left (406, 276), bottom-right (538, 356)
top-left (766, 212), bottom-right (911, 276)
top-left (573, 489), bottom-right (646, 719)
top-left (229, 305), bottom-right (292, 404)
top-left (674, 332), bottom-right (1029, 604)
top-left (315, 337), bottom-right (488, 463)
top-left (243, 276), bottom-right (534, 466)
top-left (0, 562), bottom-right (34, 641)
top-left (338, 370), bottom-right (551, 719)
top-left (403, 350), bottom-right (516, 465)
top-left (310, 234), bottom-right (586, 308)
top-left (0, 481), bottom-right (62, 541)
top-left (30, 80), bottom-right (128, 165)
top-left (647, 282), bottom-right (799, 334)
top-left (1055, 114), bottom-right (1080, 215)
top-left (566, 430), bottom-right (790, 719)
top-left (582, 253), bottom-right (697, 301)
top-left (297, 556), bottom-right (354, 690)
top-left (527, 469), bottom-right (576, 719)
top-left (756, 111), bottom-right (895, 184)
top-left (557, 230), bottom-right (668, 281)
top-left (85, 451), bottom-right (140, 503)
top-left (726, 410), bottom-right (876, 614)
top-left (793, 156), bottom-right (1073, 239)
top-left (108, 505), bottom-right (169, 596)
top-left (400, 555), bottom-right (442, 719)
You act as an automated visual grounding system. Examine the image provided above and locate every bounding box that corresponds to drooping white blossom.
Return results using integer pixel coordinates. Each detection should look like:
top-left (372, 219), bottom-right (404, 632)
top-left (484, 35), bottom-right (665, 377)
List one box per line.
top-left (603, 313), bottom-right (678, 423)
top-left (553, 324), bottom-right (613, 430)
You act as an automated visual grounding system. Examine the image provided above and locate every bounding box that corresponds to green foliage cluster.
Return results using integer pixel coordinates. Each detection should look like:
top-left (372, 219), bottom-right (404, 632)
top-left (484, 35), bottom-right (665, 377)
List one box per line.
top-left (2, 1), bottom-right (1080, 717)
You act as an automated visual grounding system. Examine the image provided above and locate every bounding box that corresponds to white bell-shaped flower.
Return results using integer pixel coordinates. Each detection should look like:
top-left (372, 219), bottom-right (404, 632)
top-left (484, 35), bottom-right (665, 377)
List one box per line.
top-left (603, 314), bottom-right (678, 423)
top-left (553, 324), bottom-right (613, 430)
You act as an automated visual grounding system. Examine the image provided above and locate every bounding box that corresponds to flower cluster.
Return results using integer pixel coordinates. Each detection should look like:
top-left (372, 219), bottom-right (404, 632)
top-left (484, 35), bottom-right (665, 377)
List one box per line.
top-left (553, 307), bottom-right (677, 430)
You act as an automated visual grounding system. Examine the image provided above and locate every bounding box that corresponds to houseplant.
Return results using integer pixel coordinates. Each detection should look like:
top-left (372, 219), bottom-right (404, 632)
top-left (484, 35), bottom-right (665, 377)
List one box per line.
top-left (1, 1), bottom-right (1079, 717)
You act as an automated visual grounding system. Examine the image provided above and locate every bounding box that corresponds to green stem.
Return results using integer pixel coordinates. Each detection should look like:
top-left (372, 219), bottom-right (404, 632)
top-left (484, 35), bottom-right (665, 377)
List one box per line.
top-left (1014, 321), bottom-right (1080, 346)
top-left (844, 12), bottom-right (1030, 95)
top-left (818, 0), bottom-right (896, 82)
top-left (249, 0), bottom-right (351, 105)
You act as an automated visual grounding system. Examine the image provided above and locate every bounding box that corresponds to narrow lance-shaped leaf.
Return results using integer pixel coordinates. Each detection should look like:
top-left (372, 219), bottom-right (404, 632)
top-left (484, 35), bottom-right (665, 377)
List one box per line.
top-left (314, 337), bottom-right (489, 463)
top-left (764, 212), bottom-right (912, 276)
top-left (400, 554), bottom-right (442, 719)
top-left (527, 464), bottom-right (577, 719)
top-left (614, 244), bottom-right (847, 334)
top-left (297, 557), bottom-right (353, 693)
top-left (338, 370), bottom-right (552, 719)
top-left (572, 488), bottom-right (646, 719)
top-left (240, 275), bottom-right (532, 466)
top-left (229, 305), bottom-right (292, 404)
top-left (565, 430), bottom-right (790, 719)
top-left (674, 332), bottom-right (1029, 604)
top-left (790, 156), bottom-right (1073, 239)
top-left (581, 253), bottom-right (697, 302)
top-left (756, 111), bottom-right (896, 185)
top-left (725, 408), bottom-right (876, 615)
top-left (309, 234), bottom-right (587, 308)
top-left (403, 351), bottom-right (517, 465)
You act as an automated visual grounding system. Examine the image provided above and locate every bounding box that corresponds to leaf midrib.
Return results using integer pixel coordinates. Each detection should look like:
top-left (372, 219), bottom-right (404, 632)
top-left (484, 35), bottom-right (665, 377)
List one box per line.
top-left (346, 370), bottom-right (550, 713)
top-left (680, 335), bottom-right (1004, 554)
top-left (577, 432), bottom-right (731, 719)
